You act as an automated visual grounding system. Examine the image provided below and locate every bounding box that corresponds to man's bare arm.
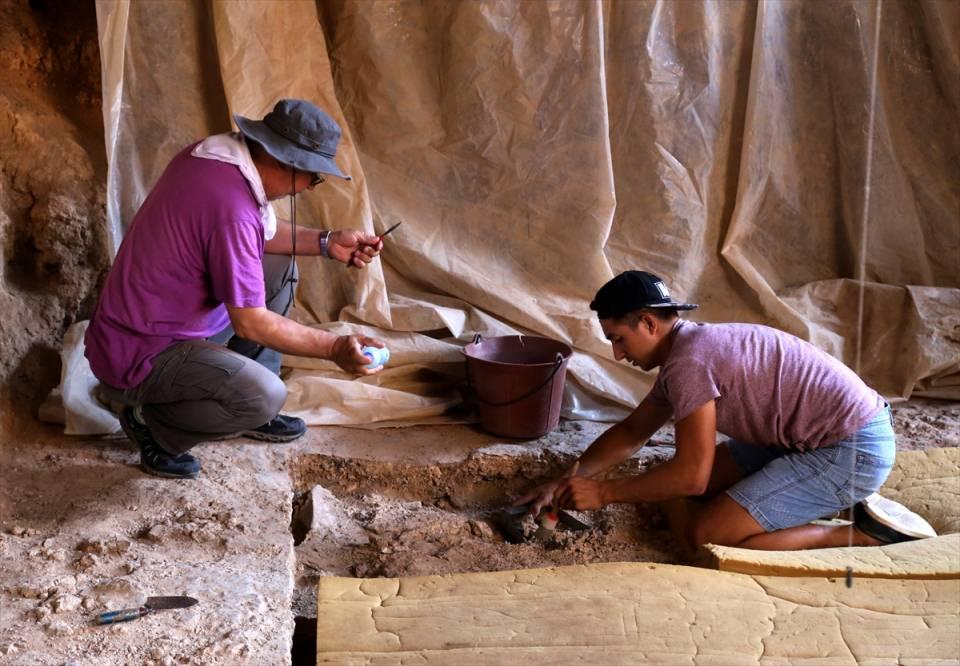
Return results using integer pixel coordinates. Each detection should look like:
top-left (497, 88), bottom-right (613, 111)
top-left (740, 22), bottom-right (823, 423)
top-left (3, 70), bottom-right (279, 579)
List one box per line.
top-left (264, 222), bottom-right (382, 267)
top-left (516, 398), bottom-right (671, 515)
top-left (573, 398), bottom-right (674, 479)
top-left (264, 220), bottom-right (323, 256)
top-left (599, 399), bottom-right (717, 504)
top-left (226, 305), bottom-right (380, 375)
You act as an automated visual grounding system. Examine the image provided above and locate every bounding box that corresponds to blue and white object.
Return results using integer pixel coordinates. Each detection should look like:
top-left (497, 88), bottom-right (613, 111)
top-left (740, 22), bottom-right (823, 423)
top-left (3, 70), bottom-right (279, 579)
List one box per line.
top-left (361, 346), bottom-right (390, 368)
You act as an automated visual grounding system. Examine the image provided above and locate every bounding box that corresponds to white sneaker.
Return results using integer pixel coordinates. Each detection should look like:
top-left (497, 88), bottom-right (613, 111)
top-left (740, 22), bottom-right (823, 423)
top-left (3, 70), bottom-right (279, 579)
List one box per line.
top-left (861, 493), bottom-right (937, 540)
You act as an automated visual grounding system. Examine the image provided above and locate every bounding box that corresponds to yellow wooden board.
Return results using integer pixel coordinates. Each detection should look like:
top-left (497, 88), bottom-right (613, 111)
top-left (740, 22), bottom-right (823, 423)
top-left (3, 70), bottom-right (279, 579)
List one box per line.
top-left (316, 562), bottom-right (960, 665)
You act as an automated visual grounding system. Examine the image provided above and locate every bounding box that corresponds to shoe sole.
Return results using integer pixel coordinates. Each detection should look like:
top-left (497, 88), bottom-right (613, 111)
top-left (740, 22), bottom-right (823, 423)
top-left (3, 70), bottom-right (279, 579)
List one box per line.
top-left (139, 463), bottom-right (200, 480)
top-left (853, 503), bottom-right (914, 544)
top-left (862, 494), bottom-right (937, 539)
top-left (241, 430), bottom-right (306, 443)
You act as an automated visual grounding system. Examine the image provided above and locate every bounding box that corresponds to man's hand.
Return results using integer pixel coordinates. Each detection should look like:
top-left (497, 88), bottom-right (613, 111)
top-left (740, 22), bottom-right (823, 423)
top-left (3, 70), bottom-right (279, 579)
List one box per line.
top-left (331, 335), bottom-right (387, 375)
top-left (553, 476), bottom-right (607, 511)
top-left (514, 462), bottom-right (582, 518)
top-left (512, 479), bottom-right (563, 519)
top-left (328, 230), bottom-right (383, 268)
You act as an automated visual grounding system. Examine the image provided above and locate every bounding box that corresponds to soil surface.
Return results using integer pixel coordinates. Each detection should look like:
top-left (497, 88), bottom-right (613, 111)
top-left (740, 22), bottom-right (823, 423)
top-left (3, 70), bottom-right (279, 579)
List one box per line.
top-left (291, 444), bottom-right (683, 617)
top-left (889, 398), bottom-right (960, 451)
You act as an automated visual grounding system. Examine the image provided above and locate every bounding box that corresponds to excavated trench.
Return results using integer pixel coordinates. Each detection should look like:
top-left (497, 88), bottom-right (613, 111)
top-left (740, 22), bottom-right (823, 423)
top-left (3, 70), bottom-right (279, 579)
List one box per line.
top-left (287, 447), bottom-right (687, 663)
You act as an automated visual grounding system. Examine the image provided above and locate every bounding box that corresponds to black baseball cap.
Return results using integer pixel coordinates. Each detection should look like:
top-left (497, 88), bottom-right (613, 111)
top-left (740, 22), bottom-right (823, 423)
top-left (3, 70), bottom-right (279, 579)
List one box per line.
top-left (590, 270), bottom-right (698, 319)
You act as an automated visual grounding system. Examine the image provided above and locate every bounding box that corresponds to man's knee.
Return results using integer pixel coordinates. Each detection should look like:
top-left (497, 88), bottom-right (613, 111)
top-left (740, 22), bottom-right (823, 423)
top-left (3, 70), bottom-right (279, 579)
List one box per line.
top-left (689, 514), bottom-right (734, 548)
top-left (233, 363), bottom-right (287, 425)
top-left (260, 373), bottom-right (287, 419)
top-left (688, 495), bottom-right (763, 548)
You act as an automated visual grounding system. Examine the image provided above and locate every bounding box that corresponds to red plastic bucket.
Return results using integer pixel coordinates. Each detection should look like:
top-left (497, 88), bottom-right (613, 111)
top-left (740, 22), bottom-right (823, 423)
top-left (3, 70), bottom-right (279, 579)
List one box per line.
top-left (463, 334), bottom-right (572, 439)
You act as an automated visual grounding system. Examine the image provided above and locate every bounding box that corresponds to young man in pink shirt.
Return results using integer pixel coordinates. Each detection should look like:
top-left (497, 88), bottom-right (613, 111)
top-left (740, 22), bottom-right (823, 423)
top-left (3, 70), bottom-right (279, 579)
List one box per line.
top-left (520, 270), bottom-right (936, 550)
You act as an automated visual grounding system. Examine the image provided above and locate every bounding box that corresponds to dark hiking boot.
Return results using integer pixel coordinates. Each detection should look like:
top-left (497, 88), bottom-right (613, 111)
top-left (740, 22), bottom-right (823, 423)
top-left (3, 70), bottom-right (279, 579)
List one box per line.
top-left (119, 408), bottom-right (201, 480)
top-left (853, 493), bottom-right (937, 544)
top-left (242, 413), bottom-right (307, 443)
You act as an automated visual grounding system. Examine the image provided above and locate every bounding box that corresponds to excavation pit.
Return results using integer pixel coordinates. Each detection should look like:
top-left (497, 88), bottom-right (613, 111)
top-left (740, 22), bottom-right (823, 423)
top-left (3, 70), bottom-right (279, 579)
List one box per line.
top-left (290, 447), bottom-right (686, 618)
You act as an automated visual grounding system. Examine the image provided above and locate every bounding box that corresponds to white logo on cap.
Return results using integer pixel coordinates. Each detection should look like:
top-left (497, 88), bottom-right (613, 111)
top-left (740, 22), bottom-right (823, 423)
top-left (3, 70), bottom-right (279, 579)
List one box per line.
top-left (654, 281), bottom-right (670, 299)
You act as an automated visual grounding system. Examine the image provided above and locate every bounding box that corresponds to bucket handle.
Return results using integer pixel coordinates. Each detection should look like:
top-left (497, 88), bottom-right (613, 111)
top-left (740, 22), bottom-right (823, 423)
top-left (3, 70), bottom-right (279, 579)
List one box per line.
top-left (466, 352), bottom-right (566, 407)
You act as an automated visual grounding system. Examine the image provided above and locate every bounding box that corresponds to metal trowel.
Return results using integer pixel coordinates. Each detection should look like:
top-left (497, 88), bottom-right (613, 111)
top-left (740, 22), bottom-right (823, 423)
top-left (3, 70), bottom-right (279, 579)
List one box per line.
top-left (487, 504), bottom-right (529, 544)
top-left (95, 596), bottom-right (198, 625)
top-left (488, 503), bottom-right (592, 544)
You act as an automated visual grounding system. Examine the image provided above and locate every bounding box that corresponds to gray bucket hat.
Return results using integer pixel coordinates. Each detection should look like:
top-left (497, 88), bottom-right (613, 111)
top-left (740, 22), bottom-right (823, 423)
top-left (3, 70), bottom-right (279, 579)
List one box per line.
top-left (234, 99), bottom-right (351, 180)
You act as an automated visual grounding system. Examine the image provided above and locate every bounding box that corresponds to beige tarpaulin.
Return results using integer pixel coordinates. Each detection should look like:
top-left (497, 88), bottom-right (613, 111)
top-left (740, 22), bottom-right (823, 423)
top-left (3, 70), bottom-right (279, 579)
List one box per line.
top-left (92, 0), bottom-right (959, 427)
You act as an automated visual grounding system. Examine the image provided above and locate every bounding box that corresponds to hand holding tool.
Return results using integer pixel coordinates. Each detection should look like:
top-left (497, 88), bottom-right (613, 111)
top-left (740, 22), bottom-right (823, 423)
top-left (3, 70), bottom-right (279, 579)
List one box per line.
top-left (550, 461), bottom-right (580, 512)
top-left (349, 222), bottom-right (401, 269)
top-left (95, 596), bottom-right (198, 625)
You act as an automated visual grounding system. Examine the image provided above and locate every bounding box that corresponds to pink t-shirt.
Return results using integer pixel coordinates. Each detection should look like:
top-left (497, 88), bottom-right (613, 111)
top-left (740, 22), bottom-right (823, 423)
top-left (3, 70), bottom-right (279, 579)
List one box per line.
top-left (643, 320), bottom-right (884, 450)
top-left (85, 144), bottom-right (266, 389)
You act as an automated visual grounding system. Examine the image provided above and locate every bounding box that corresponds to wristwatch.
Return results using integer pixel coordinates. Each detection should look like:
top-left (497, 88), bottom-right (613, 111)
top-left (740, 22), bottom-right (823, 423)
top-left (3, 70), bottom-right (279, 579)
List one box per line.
top-left (319, 230), bottom-right (331, 258)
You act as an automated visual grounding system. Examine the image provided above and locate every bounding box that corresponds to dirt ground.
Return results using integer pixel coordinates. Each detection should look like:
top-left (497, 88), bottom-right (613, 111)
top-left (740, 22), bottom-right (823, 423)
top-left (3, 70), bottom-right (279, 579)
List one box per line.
top-left (291, 479), bottom-right (683, 619)
top-left (290, 435), bottom-right (683, 618)
top-left (3, 399), bottom-right (954, 665)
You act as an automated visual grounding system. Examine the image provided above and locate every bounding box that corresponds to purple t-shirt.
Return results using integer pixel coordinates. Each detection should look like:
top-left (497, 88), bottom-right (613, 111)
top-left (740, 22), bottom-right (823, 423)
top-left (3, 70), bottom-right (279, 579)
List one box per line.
top-left (642, 320), bottom-right (884, 450)
top-left (85, 144), bottom-right (266, 389)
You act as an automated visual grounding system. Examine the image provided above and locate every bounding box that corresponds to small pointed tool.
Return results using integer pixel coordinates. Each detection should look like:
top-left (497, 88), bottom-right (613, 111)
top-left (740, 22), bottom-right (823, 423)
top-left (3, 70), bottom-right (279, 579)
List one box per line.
top-left (95, 596), bottom-right (198, 625)
top-left (378, 221), bottom-right (401, 238)
top-left (557, 509), bottom-right (592, 532)
top-left (351, 221), bottom-right (402, 270)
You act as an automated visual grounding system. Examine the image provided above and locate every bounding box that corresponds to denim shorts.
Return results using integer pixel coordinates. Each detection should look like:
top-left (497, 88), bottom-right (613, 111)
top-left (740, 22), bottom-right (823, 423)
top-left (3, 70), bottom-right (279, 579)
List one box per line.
top-left (725, 406), bottom-right (895, 532)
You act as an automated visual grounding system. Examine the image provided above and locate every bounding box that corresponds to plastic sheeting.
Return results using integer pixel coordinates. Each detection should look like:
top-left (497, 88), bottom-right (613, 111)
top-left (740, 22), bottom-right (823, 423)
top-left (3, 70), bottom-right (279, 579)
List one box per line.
top-left (92, 0), bottom-right (959, 428)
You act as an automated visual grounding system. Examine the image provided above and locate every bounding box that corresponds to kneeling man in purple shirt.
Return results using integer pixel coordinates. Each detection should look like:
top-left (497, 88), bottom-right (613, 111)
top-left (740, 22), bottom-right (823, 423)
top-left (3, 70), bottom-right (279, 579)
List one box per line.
top-left (518, 271), bottom-right (936, 551)
top-left (86, 99), bottom-right (386, 480)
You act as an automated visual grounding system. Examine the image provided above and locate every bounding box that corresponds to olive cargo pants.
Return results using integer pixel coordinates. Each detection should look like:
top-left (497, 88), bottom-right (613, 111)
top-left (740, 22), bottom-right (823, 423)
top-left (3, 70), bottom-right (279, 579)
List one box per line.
top-left (99, 255), bottom-right (298, 455)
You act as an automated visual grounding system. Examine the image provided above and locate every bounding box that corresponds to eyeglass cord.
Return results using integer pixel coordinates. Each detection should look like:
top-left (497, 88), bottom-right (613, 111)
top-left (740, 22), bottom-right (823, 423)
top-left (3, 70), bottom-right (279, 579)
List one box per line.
top-left (288, 169), bottom-right (298, 311)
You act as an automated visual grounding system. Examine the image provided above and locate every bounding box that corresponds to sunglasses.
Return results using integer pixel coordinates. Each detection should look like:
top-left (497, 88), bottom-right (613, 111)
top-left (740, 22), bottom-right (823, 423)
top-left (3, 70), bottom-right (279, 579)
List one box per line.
top-left (291, 166), bottom-right (325, 187)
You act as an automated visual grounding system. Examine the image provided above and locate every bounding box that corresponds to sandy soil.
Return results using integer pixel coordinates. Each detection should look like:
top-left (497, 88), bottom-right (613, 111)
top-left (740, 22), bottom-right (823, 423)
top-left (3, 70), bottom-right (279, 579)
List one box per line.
top-left (889, 398), bottom-right (960, 451)
top-left (291, 443), bottom-right (684, 617)
top-left (0, 430), bottom-right (295, 665)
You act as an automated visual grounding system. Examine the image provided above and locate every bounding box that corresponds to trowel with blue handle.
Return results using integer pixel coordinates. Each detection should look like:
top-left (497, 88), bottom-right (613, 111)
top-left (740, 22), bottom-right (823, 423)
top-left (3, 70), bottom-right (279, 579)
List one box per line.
top-left (95, 596), bottom-right (198, 625)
